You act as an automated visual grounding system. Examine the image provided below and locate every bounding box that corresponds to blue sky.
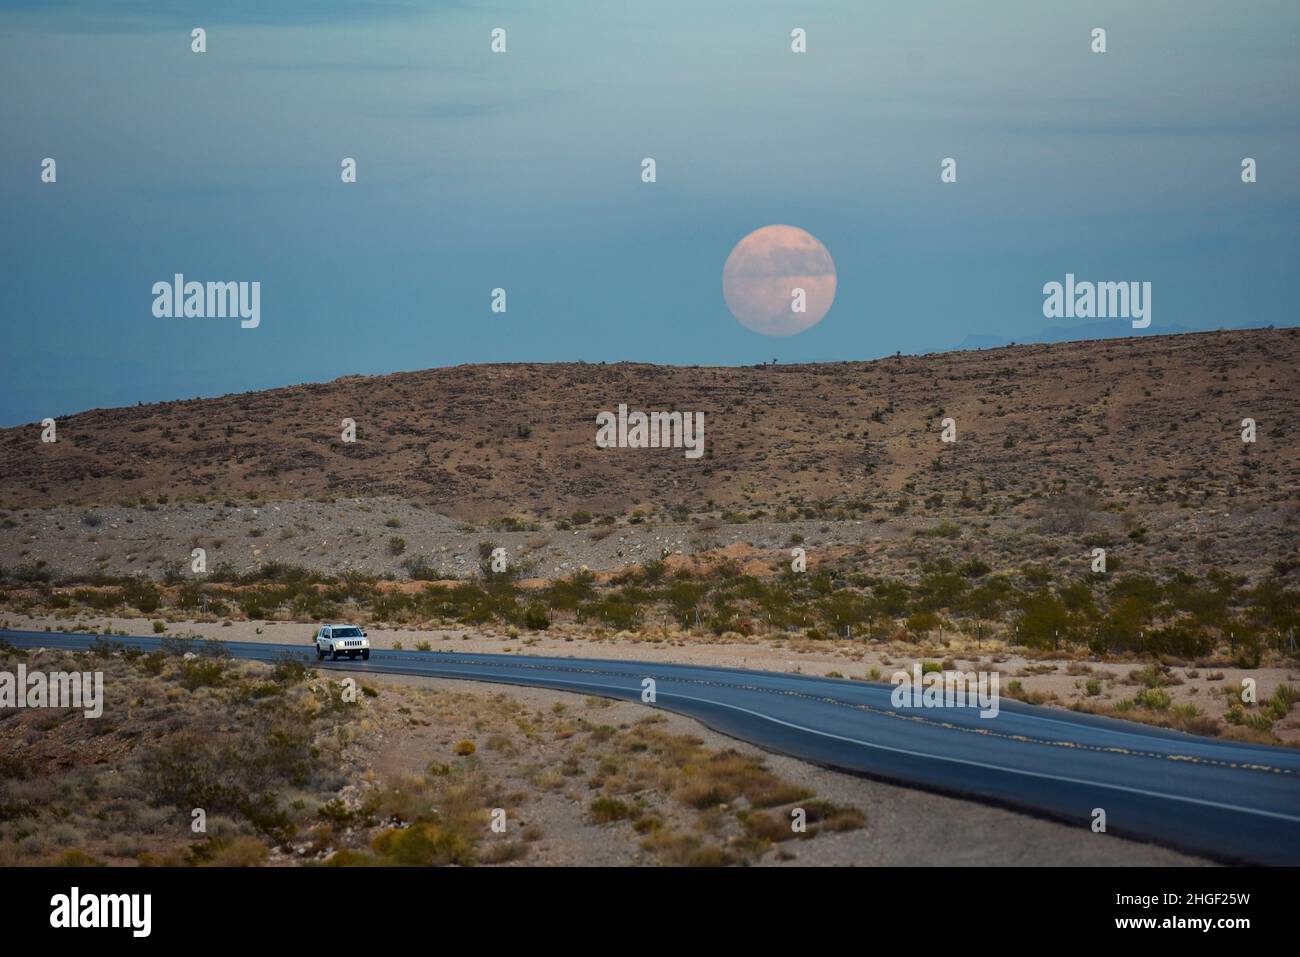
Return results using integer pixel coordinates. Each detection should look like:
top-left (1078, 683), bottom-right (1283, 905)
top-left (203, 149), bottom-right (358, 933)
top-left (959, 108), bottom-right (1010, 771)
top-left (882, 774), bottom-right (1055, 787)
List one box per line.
top-left (1, 0), bottom-right (1297, 425)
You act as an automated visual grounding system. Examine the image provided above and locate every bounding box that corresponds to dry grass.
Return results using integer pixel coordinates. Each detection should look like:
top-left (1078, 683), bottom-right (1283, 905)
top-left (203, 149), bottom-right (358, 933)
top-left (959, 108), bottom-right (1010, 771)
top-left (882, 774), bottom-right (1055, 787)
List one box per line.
top-left (0, 638), bottom-right (864, 867)
top-left (577, 716), bottom-right (858, 865)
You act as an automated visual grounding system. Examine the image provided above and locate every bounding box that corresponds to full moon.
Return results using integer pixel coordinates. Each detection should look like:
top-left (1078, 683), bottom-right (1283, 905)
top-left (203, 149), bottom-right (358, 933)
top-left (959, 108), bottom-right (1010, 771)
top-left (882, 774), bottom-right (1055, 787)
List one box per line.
top-left (722, 225), bottom-right (837, 337)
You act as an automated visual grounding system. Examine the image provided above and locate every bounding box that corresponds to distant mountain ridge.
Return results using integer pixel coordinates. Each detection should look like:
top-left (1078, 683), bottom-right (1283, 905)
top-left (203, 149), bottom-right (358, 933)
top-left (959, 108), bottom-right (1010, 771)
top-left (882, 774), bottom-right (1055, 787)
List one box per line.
top-left (952, 320), bottom-right (1279, 351)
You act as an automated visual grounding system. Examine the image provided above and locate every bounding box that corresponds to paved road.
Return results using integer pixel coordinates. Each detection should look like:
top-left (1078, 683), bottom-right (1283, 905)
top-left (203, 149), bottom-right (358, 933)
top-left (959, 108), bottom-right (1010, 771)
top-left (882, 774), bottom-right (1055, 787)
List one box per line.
top-left (5, 628), bottom-right (1299, 864)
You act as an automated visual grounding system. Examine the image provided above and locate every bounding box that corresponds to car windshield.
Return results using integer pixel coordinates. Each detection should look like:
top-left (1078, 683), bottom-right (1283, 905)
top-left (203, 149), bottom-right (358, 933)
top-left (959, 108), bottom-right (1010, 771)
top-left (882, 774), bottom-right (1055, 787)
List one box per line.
top-left (332, 627), bottom-right (363, 638)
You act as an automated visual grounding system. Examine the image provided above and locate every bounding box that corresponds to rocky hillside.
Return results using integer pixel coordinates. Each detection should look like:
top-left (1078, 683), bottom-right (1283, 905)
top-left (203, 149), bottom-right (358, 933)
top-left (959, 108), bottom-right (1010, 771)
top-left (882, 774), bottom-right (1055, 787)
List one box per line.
top-left (1, 329), bottom-right (1295, 521)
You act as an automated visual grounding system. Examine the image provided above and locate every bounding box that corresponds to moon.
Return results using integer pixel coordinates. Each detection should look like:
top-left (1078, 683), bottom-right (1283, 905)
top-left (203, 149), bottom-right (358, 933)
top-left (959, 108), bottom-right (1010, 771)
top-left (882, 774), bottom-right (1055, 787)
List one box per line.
top-left (722, 225), bottom-right (837, 337)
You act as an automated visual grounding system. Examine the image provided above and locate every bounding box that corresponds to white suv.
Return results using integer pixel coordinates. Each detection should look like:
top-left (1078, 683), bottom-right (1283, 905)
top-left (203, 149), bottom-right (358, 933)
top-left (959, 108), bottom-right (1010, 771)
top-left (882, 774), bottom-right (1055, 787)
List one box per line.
top-left (315, 624), bottom-right (371, 661)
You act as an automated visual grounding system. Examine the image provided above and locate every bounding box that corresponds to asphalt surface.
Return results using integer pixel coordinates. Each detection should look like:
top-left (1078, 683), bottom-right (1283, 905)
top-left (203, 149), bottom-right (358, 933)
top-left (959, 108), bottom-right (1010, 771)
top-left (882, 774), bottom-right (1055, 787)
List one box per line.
top-left (5, 628), bottom-right (1300, 865)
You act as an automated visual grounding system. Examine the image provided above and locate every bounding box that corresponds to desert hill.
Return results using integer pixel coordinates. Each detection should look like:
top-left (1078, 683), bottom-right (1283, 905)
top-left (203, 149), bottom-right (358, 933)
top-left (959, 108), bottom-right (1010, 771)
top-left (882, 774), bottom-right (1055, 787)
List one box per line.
top-left (1, 328), bottom-right (1296, 521)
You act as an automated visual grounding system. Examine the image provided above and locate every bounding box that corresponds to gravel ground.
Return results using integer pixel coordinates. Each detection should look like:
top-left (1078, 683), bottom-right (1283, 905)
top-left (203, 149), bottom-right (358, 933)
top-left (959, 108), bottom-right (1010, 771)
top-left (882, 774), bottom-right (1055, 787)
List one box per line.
top-left (1, 496), bottom-right (1290, 583)
top-left (354, 674), bottom-right (1208, 866)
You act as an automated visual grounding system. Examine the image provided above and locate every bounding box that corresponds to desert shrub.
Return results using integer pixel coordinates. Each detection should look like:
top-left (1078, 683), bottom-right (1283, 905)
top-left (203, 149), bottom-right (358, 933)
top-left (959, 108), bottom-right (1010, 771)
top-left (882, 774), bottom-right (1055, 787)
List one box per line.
top-left (672, 750), bottom-right (811, 811)
top-left (1131, 665), bottom-right (1173, 690)
top-left (200, 836), bottom-right (269, 867)
top-left (0, 785), bottom-right (36, 822)
top-left (1265, 684), bottom-right (1298, 721)
top-left (492, 515), bottom-right (537, 532)
top-left (1040, 493), bottom-right (1099, 533)
top-left (177, 657), bottom-right (226, 690)
top-left (140, 733), bottom-right (247, 810)
top-left (660, 579), bottom-right (708, 627)
top-left (738, 809), bottom-right (798, 843)
top-left (199, 638), bottom-right (230, 659)
top-left (271, 651), bottom-right (310, 685)
top-left (582, 596), bottom-right (641, 631)
top-left (1225, 705), bottom-right (1273, 732)
top-left (1164, 575), bottom-right (1232, 629)
top-left (799, 799), bottom-right (867, 832)
top-left (240, 682), bottom-right (281, 701)
top-left (522, 604), bottom-right (551, 630)
top-left (1227, 624), bottom-right (1264, 668)
top-left (238, 793), bottom-right (297, 844)
top-left (1090, 594), bottom-right (1160, 654)
top-left (88, 636), bottom-right (124, 658)
top-left (401, 556), bottom-right (439, 580)
top-left (1020, 564), bottom-right (1054, 587)
top-left (122, 576), bottom-right (161, 613)
top-left (815, 591), bottom-right (869, 636)
top-left (237, 592), bottom-right (270, 619)
top-left (1015, 589), bottom-right (1071, 648)
top-left (916, 521), bottom-right (962, 539)
top-left (868, 579), bottom-right (911, 618)
top-left (478, 841), bottom-right (529, 864)
top-left (477, 541), bottom-right (517, 582)
top-left (418, 581), bottom-right (514, 625)
top-left (905, 610), bottom-right (941, 637)
top-left (317, 799), bottom-right (360, 828)
top-left (140, 723), bottom-right (315, 828)
top-left (56, 849), bottom-right (101, 867)
top-left (686, 845), bottom-right (736, 867)
top-left (542, 571), bottom-right (597, 611)
top-left (1134, 688), bottom-right (1172, 711)
top-left (0, 753), bottom-right (35, 781)
top-left (637, 560), bottom-right (668, 585)
top-left (239, 562), bottom-right (315, 585)
top-left (915, 571), bottom-right (967, 611)
top-left (8, 562), bottom-right (53, 584)
top-left (372, 821), bottom-right (475, 866)
top-left (1145, 622), bottom-right (1213, 659)
top-left (1058, 580), bottom-right (1097, 617)
top-left (1109, 574), bottom-right (1163, 609)
top-left (73, 588), bottom-right (122, 612)
top-left (590, 797), bottom-right (633, 823)
top-left (1245, 577), bottom-right (1300, 634)
top-left (159, 634), bottom-right (192, 657)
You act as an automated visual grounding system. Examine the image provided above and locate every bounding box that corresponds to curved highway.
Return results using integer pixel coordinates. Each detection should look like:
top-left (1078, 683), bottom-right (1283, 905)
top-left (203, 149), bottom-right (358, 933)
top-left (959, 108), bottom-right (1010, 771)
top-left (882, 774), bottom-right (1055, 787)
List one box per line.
top-left (4, 628), bottom-right (1299, 864)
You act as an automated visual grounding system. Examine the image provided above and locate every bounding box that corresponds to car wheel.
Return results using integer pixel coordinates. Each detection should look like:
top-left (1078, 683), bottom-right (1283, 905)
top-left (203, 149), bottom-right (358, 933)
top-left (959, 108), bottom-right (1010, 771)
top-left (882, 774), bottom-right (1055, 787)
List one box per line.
top-left (362, 650), bottom-right (370, 661)
top-left (330, 647), bottom-right (339, 661)
top-left (316, 646), bottom-right (324, 661)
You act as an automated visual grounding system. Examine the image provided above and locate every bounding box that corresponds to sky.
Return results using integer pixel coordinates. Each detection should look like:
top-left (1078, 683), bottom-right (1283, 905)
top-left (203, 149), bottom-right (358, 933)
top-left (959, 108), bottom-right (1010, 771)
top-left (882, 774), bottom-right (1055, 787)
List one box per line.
top-left (1, 0), bottom-right (1297, 425)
